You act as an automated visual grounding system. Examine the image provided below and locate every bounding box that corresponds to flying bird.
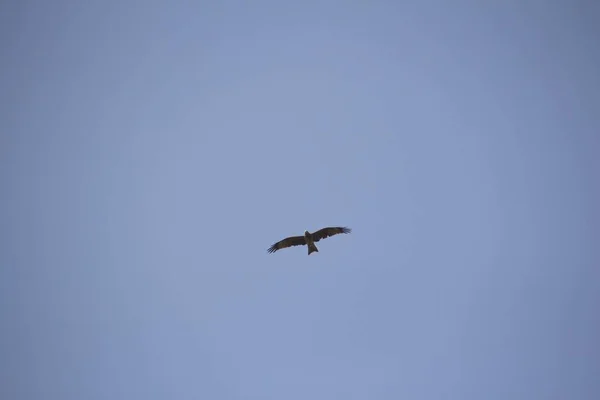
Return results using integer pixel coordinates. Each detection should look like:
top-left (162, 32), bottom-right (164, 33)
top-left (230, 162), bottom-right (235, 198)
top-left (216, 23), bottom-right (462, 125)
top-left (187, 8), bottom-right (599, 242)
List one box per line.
top-left (267, 226), bottom-right (351, 255)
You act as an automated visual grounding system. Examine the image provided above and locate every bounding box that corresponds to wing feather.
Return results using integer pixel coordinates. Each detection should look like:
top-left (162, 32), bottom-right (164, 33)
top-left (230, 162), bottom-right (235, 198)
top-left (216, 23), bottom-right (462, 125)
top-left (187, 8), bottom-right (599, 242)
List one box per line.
top-left (267, 235), bottom-right (307, 253)
top-left (312, 226), bottom-right (352, 242)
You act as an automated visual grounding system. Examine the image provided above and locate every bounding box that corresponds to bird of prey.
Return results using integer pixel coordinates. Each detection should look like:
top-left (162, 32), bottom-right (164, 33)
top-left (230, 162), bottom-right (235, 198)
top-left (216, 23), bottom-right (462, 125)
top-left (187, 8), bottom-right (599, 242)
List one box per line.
top-left (267, 226), bottom-right (351, 255)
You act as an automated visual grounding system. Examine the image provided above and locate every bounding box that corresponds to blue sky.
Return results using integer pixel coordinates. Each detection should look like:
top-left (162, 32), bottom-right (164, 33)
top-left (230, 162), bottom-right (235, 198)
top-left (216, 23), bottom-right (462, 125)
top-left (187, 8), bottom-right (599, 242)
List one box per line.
top-left (1, 1), bottom-right (599, 399)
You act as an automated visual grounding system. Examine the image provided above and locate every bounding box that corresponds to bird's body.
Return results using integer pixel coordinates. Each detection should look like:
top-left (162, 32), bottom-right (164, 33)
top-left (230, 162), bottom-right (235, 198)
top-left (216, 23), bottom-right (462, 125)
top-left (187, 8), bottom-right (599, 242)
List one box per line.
top-left (304, 230), bottom-right (319, 255)
top-left (267, 226), bottom-right (351, 255)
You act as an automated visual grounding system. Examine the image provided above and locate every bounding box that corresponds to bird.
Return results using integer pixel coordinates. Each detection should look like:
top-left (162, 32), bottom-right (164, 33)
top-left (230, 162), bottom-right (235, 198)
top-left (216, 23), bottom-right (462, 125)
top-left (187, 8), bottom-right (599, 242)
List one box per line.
top-left (267, 226), bottom-right (351, 255)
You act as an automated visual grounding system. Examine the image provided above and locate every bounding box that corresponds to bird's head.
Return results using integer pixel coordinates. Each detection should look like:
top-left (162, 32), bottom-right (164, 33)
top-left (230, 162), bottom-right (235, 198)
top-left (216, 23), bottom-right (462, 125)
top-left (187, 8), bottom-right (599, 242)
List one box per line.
top-left (304, 230), bottom-right (310, 237)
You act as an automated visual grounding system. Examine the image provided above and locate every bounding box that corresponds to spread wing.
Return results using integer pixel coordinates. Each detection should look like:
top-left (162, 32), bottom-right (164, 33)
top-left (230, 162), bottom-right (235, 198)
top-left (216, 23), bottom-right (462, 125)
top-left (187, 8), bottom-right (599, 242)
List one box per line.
top-left (312, 226), bottom-right (352, 242)
top-left (267, 235), bottom-right (307, 253)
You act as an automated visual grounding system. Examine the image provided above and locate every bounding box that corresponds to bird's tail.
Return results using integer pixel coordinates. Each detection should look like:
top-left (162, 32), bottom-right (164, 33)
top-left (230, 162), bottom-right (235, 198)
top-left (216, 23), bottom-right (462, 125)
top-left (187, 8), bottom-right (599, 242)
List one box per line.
top-left (308, 243), bottom-right (319, 255)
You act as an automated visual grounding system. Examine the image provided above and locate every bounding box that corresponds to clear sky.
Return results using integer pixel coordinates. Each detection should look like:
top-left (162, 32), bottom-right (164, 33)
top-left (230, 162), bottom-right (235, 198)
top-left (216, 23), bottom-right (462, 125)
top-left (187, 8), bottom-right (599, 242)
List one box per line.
top-left (1, 1), bottom-right (599, 399)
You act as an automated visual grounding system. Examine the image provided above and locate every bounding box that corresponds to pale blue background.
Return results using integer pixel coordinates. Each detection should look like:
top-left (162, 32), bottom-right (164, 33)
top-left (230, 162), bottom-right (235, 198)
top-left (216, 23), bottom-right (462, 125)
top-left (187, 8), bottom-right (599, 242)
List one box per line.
top-left (1, 1), bottom-right (599, 399)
